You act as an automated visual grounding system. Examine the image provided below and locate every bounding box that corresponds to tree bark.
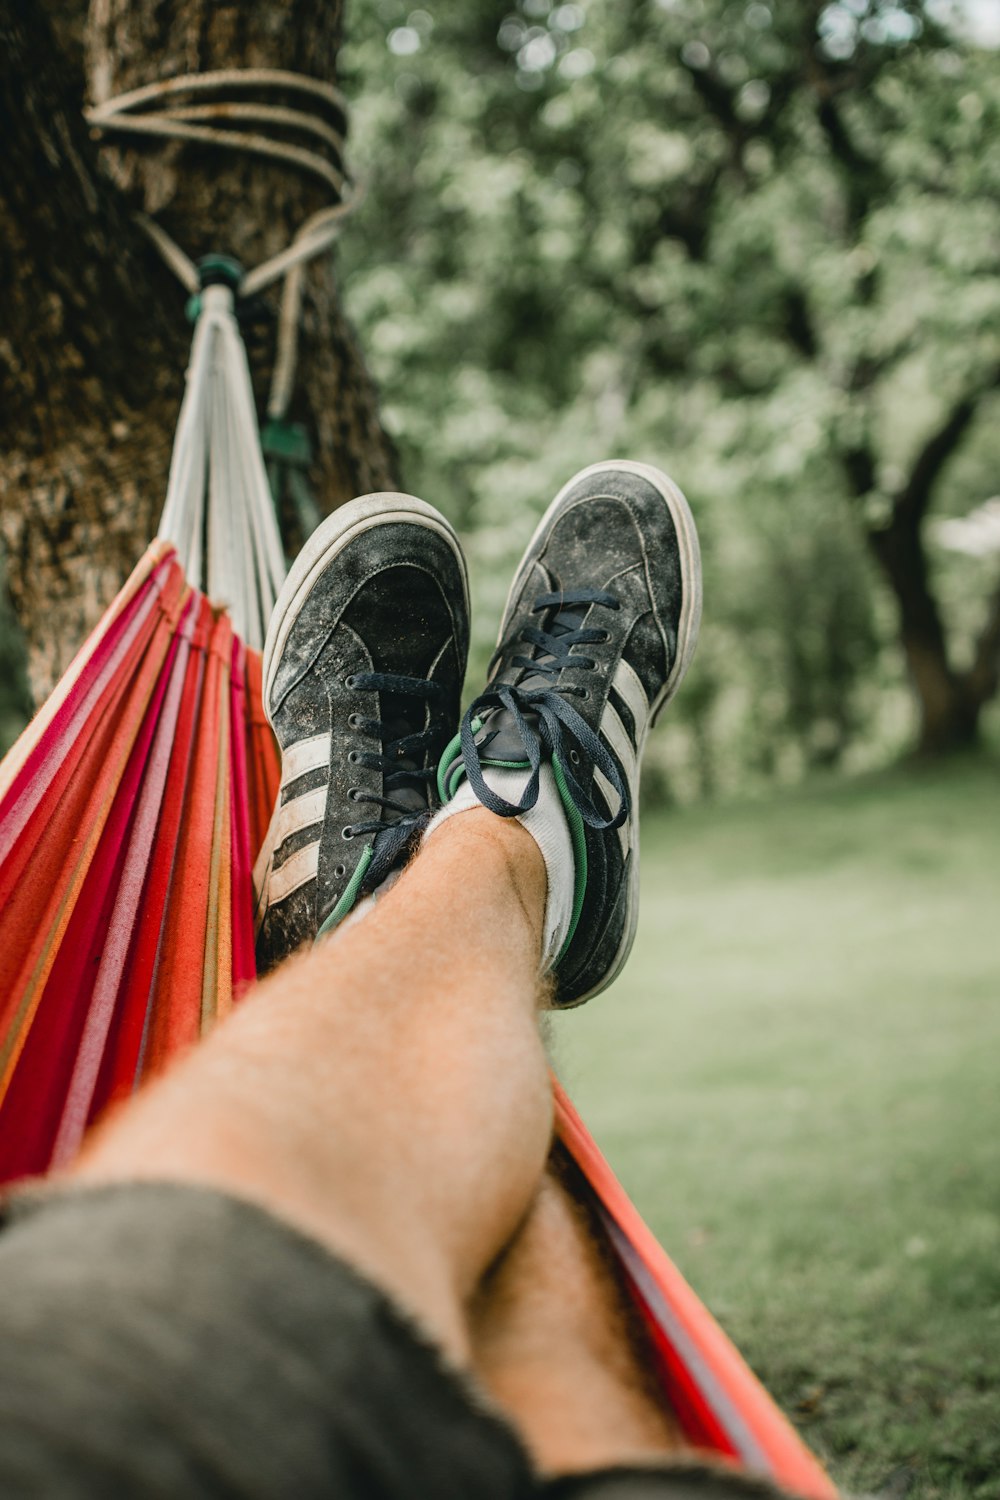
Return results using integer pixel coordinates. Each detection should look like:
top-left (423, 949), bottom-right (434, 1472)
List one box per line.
top-left (0, 0), bottom-right (396, 703)
top-left (866, 377), bottom-right (1000, 754)
top-left (868, 516), bottom-right (980, 755)
top-left (838, 345), bottom-right (999, 753)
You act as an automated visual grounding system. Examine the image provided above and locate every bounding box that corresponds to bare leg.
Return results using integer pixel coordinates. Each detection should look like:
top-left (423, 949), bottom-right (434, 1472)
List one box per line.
top-left (73, 810), bottom-right (552, 1364)
top-left (470, 1158), bottom-right (689, 1475)
top-left (72, 808), bottom-right (686, 1471)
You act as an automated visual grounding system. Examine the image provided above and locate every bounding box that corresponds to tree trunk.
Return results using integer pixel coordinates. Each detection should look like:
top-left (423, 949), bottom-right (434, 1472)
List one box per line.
top-left (868, 515), bottom-right (980, 755)
top-left (0, 0), bottom-right (396, 704)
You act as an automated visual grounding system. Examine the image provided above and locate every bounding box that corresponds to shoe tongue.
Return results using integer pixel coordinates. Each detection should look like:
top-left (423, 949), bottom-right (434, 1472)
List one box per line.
top-left (380, 695), bottom-right (428, 816)
top-left (519, 604), bottom-right (584, 691)
top-left (479, 605), bottom-right (586, 763)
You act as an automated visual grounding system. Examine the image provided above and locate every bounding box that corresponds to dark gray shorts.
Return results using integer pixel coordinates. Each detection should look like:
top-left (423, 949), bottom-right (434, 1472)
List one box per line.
top-left (0, 1182), bottom-right (802, 1500)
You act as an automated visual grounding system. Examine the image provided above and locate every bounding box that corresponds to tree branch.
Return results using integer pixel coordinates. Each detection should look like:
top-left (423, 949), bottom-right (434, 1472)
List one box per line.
top-left (837, 350), bottom-right (881, 503)
top-left (781, 284), bottom-right (819, 360)
top-left (811, 83), bottom-right (885, 234)
top-left (678, 48), bottom-right (800, 166)
top-left (684, 63), bottom-right (744, 147)
top-left (894, 370), bottom-right (1000, 525)
top-left (965, 570), bottom-right (1000, 709)
top-left (841, 443), bottom-right (878, 501)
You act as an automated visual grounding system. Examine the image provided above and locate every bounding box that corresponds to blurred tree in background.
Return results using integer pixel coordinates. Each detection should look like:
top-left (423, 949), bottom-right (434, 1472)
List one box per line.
top-left (337, 0), bottom-right (1000, 794)
top-left (1, 0), bottom-right (997, 795)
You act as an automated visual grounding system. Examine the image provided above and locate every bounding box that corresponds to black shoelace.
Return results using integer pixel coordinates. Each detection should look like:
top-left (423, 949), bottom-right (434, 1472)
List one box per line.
top-left (458, 590), bottom-right (630, 831)
top-left (342, 671), bottom-right (445, 887)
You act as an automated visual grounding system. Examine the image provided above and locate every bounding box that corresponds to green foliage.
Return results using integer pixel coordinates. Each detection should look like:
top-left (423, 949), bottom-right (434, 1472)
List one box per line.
top-left (555, 755), bottom-right (1000, 1497)
top-left (338, 0), bottom-right (1000, 795)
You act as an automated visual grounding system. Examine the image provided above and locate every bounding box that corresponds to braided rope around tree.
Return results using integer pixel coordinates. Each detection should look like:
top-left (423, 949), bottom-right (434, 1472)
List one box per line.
top-left (85, 68), bottom-right (359, 422)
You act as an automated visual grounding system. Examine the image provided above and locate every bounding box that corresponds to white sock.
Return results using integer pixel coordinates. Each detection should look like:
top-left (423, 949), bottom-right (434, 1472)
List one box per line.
top-left (422, 764), bottom-right (575, 968)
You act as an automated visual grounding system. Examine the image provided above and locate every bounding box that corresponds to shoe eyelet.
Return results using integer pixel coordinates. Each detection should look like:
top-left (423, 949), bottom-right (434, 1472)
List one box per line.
top-left (569, 748), bottom-right (581, 766)
top-left (578, 688), bottom-right (590, 701)
top-left (344, 674), bottom-right (356, 690)
top-left (348, 788), bottom-right (360, 801)
top-left (348, 750), bottom-right (359, 764)
top-left (342, 826), bottom-right (355, 840)
top-left (334, 863), bottom-right (346, 879)
top-left (348, 714), bottom-right (361, 730)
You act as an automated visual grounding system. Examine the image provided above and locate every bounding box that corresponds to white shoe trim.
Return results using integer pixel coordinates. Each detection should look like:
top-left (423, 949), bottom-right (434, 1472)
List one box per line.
top-left (596, 698), bottom-right (640, 860)
top-left (610, 658), bottom-right (648, 738)
top-left (270, 786), bottom-right (327, 853)
top-left (266, 840), bottom-right (321, 906)
top-left (281, 732), bottom-right (332, 784)
top-left (592, 765), bottom-right (628, 858)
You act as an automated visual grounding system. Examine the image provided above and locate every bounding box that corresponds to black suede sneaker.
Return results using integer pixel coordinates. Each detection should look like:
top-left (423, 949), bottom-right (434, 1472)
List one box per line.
top-left (436, 461), bottom-right (701, 1007)
top-left (254, 492), bottom-right (469, 973)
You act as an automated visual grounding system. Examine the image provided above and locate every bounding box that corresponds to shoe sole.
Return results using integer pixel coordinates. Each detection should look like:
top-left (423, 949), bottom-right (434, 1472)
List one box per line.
top-left (262, 492), bottom-right (470, 716)
top-left (499, 460), bottom-right (703, 1007)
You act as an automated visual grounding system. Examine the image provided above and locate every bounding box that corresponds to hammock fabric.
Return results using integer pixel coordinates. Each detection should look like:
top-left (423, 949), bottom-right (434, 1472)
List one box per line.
top-left (555, 1086), bottom-right (836, 1497)
top-left (0, 286), bottom-right (835, 1500)
top-left (0, 543), bottom-right (278, 1178)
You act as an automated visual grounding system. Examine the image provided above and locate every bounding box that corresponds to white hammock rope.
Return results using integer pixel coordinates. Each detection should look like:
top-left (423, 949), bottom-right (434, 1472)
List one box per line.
top-left (159, 284), bottom-right (287, 650)
top-left (86, 68), bottom-right (356, 642)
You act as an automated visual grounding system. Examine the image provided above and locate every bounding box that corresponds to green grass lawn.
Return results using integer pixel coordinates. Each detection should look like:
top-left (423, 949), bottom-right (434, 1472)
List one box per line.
top-left (552, 756), bottom-right (1000, 1500)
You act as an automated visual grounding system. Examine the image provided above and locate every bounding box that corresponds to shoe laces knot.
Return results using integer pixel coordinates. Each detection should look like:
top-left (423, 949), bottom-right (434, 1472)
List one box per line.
top-left (459, 589), bottom-right (630, 832)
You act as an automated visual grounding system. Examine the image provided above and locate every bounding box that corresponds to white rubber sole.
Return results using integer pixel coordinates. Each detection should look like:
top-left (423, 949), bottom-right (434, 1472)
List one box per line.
top-left (501, 460), bottom-right (702, 1007)
top-left (262, 492), bottom-right (470, 717)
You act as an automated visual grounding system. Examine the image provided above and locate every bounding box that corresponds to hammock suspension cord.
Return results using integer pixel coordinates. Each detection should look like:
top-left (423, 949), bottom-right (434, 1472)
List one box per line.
top-left (85, 68), bottom-right (358, 644)
top-left (155, 278), bottom-right (286, 649)
top-left (86, 68), bottom-right (357, 423)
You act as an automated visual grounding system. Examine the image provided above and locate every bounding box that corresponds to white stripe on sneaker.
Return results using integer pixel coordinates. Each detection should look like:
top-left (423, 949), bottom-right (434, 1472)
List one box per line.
top-left (593, 765), bottom-right (628, 857)
top-left (254, 783), bottom-right (327, 917)
top-left (252, 733), bottom-right (331, 926)
top-left (253, 798), bottom-right (282, 917)
top-left (611, 659), bottom-right (648, 741)
top-left (271, 785), bottom-right (327, 852)
top-left (281, 732), bottom-right (332, 784)
top-left (595, 699), bottom-right (640, 857)
top-left (267, 840), bottom-right (321, 905)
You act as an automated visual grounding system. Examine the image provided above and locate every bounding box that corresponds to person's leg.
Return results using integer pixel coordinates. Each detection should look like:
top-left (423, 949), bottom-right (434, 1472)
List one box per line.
top-left (470, 1157), bottom-right (689, 1476)
top-left (73, 807), bottom-right (552, 1365)
top-left (433, 458), bottom-right (705, 1473)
